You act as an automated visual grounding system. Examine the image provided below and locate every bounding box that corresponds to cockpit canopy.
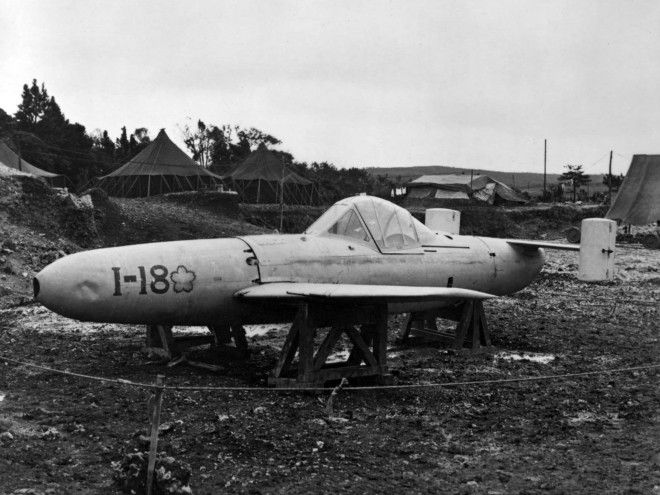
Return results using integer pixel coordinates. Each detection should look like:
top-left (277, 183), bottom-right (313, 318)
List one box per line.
top-left (305, 195), bottom-right (437, 251)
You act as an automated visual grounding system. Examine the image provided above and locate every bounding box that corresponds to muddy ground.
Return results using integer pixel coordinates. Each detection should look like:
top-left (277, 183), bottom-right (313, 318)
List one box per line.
top-left (0, 245), bottom-right (658, 494)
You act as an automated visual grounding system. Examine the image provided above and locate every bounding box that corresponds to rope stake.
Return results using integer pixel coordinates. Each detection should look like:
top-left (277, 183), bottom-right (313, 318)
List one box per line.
top-left (146, 374), bottom-right (165, 495)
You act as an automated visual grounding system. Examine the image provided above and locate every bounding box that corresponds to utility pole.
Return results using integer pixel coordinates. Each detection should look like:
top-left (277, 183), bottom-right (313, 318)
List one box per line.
top-left (608, 150), bottom-right (613, 205)
top-left (279, 156), bottom-right (285, 232)
top-left (543, 139), bottom-right (547, 200)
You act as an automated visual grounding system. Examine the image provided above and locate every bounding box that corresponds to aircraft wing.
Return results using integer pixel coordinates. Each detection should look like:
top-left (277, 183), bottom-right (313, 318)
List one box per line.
top-left (506, 239), bottom-right (580, 251)
top-left (235, 283), bottom-right (496, 302)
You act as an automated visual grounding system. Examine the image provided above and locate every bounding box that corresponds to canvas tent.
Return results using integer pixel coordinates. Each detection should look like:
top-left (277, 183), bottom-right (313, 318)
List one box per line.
top-left (223, 143), bottom-right (316, 204)
top-left (95, 129), bottom-right (223, 197)
top-left (0, 140), bottom-right (67, 187)
top-left (406, 174), bottom-right (527, 205)
top-left (606, 154), bottom-right (660, 225)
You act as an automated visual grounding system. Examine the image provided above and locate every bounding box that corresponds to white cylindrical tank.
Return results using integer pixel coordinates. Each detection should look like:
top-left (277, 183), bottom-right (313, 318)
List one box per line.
top-left (578, 218), bottom-right (617, 281)
top-left (425, 208), bottom-right (461, 234)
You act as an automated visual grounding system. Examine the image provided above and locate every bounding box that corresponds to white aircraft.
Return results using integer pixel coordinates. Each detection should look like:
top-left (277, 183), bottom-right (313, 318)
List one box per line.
top-left (34, 195), bottom-right (581, 386)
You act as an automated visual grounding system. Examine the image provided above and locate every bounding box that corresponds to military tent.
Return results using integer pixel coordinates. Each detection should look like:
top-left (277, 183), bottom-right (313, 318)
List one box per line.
top-left (223, 143), bottom-right (316, 204)
top-left (95, 129), bottom-right (223, 197)
top-left (606, 155), bottom-right (660, 225)
top-left (0, 140), bottom-right (67, 187)
top-left (406, 174), bottom-right (527, 205)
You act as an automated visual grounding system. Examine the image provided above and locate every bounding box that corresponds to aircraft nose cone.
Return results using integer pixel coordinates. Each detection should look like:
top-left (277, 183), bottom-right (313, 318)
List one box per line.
top-left (34, 258), bottom-right (66, 313)
top-left (34, 253), bottom-right (103, 319)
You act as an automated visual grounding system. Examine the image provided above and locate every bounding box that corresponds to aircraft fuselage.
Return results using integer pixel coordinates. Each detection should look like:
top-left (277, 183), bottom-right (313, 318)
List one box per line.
top-left (34, 233), bottom-right (544, 325)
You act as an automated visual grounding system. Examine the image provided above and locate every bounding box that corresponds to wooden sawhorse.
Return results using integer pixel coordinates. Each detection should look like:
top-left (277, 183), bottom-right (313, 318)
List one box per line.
top-left (268, 302), bottom-right (391, 388)
top-left (399, 299), bottom-right (491, 351)
top-left (145, 323), bottom-right (248, 361)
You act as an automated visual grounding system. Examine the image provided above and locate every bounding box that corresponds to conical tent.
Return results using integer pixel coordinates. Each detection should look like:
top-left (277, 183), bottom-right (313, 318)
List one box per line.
top-left (0, 140), bottom-right (67, 187)
top-left (223, 143), bottom-right (316, 204)
top-left (606, 154), bottom-right (660, 225)
top-left (96, 129), bottom-right (223, 197)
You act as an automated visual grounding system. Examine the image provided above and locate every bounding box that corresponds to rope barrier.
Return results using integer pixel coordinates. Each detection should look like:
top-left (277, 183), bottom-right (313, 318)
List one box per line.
top-left (0, 355), bottom-right (657, 393)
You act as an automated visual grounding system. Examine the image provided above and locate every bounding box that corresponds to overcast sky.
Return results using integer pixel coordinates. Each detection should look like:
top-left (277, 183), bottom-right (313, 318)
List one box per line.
top-left (1, 0), bottom-right (658, 174)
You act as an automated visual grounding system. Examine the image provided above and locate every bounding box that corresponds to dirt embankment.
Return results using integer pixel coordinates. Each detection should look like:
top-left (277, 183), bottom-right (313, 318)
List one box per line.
top-left (0, 176), bottom-right (264, 308)
top-left (241, 202), bottom-right (610, 239)
top-left (239, 204), bottom-right (325, 233)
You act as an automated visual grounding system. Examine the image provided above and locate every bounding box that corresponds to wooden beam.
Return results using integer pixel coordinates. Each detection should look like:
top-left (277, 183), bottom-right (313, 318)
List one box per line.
top-left (297, 304), bottom-right (315, 381)
top-left (313, 327), bottom-right (344, 371)
top-left (272, 308), bottom-right (303, 378)
top-left (345, 326), bottom-right (378, 368)
top-left (372, 304), bottom-right (388, 366)
top-left (453, 301), bottom-right (473, 349)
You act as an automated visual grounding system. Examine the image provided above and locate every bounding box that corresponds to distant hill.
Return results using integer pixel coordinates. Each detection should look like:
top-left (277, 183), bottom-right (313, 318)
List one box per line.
top-left (365, 165), bottom-right (607, 195)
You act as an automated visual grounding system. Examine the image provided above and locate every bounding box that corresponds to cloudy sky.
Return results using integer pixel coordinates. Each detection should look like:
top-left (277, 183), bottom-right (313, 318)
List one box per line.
top-left (1, 0), bottom-right (658, 174)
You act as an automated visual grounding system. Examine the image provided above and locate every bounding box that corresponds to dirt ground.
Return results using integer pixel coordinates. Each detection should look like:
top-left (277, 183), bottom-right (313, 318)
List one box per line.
top-left (0, 244), bottom-right (658, 494)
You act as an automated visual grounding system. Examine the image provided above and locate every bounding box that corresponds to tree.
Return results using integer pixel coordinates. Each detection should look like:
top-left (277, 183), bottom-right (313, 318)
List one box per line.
top-left (181, 119), bottom-right (219, 167)
top-left (14, 79), bottom-right (50, 125)
top-left (90, 129), bottom-right (116, 174)
top-left (181, 119), bottom-right (283, 169)
top-left (558, 164), bottom-right (591, 202)
top-left (10, 80), bottom-right (94, 185)
top-left (0, 107), bottom-right (13, 134)
top-left (603, 173), bottom-right (624, 191)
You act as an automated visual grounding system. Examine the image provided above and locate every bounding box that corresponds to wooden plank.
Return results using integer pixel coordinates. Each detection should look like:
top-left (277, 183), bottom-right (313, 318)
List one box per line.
top-left (345, 326), bottom-right (378, 368)
top-left (470, 302), bottom-right (480, 350)
top-left (313, 327), bottom-right (344, 371)
top-left (209, 324), bottom-right (232, 344)
top-left (231, 324), bottom-right (249, 353)
top-left (146, 325), bottom-right (159, 347)
top-left (398, 313), bottom-right (415, 343)
top-left (173, 335), bottom-right (214, 348)
top-left (156, 325), bottom-right (174, 358)
top-left (372, 304), bottom-right (388, 366)
top-left (315, 365), bottom-right (383, 382)
top-left (297, 304), bottom-right (315, 381)
top-left (453, 301), bottom-right (473, 349)
top-left (477, 301), bottom-right (491, 346)
top-left (272, 313), bottom-right (301, 378)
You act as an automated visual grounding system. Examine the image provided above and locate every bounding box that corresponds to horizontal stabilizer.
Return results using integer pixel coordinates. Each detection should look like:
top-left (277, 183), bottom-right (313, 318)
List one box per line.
top-left (235, 283), bottom-right (496, 302)
top-left (507, 239), bottom-right (580, 251)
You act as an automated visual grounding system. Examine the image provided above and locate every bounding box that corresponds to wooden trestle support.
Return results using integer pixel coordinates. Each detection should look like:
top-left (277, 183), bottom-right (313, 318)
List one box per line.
top-left (268, 302), bottom-right (391, 388)
top-left (399, 299), bottom-right (491, 351)
top-left (145, 322), bottom-right (248, 361)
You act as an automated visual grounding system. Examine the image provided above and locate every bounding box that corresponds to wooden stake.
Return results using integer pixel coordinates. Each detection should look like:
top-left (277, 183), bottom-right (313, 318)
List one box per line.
top-left (146, 374), bottom-right (165, 495)
top-left (326, 378), bottom-right (348, 416)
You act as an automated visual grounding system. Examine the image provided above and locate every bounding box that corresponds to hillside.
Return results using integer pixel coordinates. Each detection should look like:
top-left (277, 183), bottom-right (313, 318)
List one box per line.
top-left (0, 173), bottom-right (265, 309)
top-left (366, 165), bottom-right (608, 195)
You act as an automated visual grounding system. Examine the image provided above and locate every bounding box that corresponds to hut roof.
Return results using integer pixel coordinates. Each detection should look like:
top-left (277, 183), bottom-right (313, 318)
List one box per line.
top-left (225, 144), bottom-right (311, 184)
top-left (101, 129), bottom-right (222, 179)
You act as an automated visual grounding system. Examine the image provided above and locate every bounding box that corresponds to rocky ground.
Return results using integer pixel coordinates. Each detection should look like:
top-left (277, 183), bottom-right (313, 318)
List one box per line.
top-left (0, 245), bottom-right (657, 494)
top-left (0, 173), bottom-right (658, 494)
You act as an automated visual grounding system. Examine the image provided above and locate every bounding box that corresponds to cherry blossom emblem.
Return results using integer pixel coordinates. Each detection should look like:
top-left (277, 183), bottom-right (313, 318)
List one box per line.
top-left (170, 265), bottom-right (196, 293)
